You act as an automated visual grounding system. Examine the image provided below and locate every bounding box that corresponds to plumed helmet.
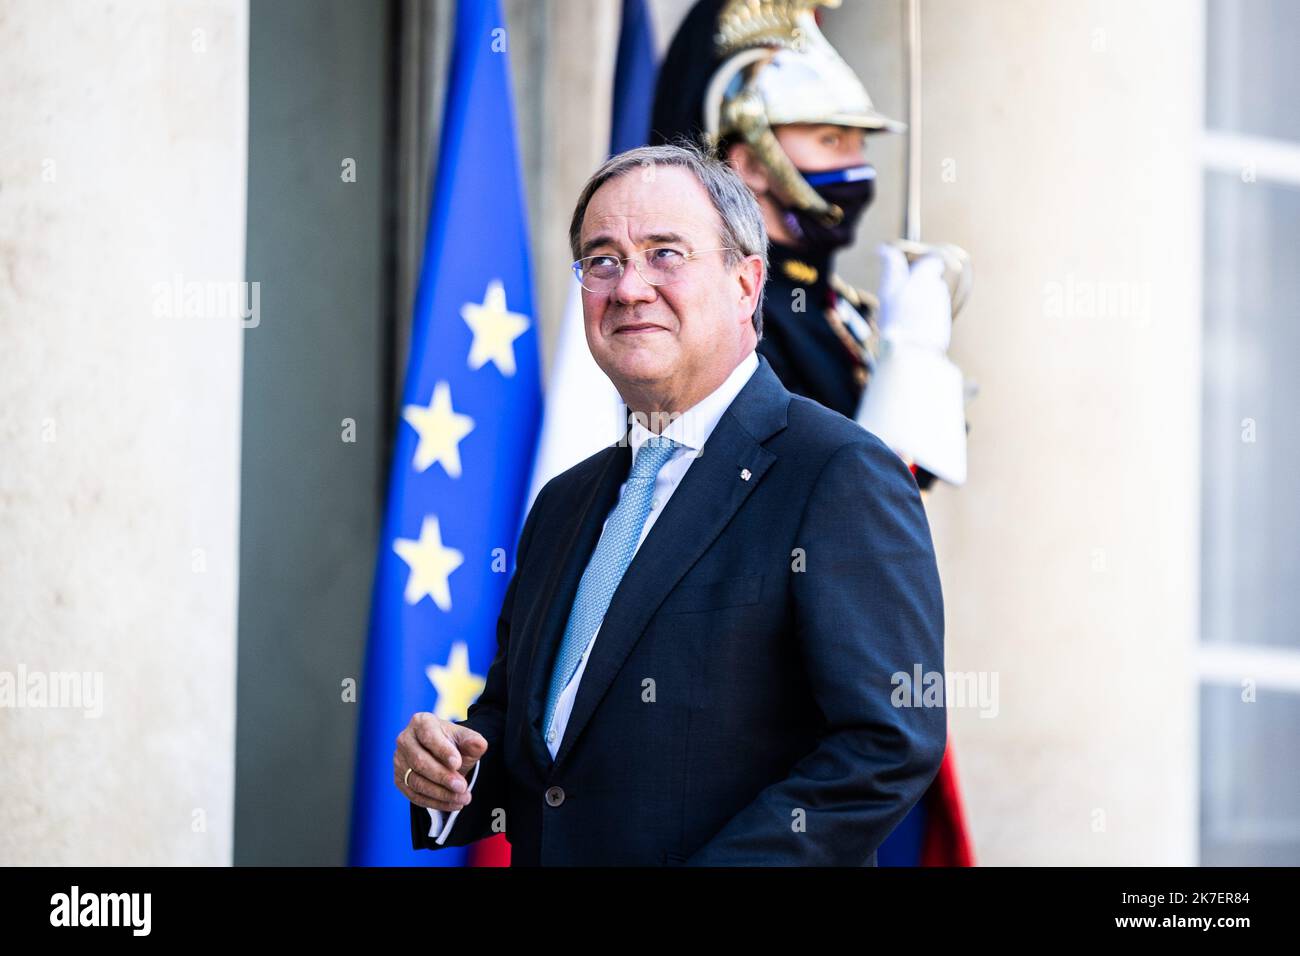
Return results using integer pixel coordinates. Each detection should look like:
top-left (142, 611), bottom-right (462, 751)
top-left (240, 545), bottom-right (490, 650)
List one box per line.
top-left (651, 0), bottom-right (903, 226)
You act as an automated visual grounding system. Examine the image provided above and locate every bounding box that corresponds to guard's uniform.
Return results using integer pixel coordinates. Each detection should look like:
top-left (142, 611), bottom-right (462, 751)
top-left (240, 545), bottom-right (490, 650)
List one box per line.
top-left (758, 241), bottom-right (873, 421)
top-left (759, 242), bottom-right (949, 489)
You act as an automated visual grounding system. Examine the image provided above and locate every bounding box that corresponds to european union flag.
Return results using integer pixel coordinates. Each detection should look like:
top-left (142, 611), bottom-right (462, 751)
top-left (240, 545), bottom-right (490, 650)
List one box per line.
top-left (349, 0), bottom-right (540, 866)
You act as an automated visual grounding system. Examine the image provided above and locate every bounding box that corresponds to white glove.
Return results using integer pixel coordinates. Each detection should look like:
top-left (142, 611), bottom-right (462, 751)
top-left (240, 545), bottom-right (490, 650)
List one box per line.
top-left (876, 243), bottom-right (952, 352)
top-left (857, 243), bottom-right (967, 486)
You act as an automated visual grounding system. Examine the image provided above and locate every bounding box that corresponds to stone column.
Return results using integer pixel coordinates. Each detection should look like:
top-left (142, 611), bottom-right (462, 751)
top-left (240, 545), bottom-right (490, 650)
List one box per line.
top-left (0, 0), bottom-right (248, 864)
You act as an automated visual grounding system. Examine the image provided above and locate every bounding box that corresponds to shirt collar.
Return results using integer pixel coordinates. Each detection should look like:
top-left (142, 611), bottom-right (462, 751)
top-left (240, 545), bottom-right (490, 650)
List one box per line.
top-left (627, 350), bottom-right (760, 461)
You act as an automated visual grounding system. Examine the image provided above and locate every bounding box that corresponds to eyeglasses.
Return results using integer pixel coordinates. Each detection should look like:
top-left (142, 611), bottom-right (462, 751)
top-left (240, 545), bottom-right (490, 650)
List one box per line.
top-left (571, 247), bottom-right (736, 294)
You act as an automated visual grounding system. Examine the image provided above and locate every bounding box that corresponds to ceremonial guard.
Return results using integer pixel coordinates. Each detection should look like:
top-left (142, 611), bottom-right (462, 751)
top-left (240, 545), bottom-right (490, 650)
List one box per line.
top-left (652, 0), bottom-right (969, 491)
top-left (651, 0), bottom-right (974, 863)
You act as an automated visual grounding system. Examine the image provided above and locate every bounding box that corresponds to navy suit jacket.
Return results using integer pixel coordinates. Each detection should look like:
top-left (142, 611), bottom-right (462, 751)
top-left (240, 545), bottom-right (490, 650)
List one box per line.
top-left (409, 352), bottom-right (946, 865)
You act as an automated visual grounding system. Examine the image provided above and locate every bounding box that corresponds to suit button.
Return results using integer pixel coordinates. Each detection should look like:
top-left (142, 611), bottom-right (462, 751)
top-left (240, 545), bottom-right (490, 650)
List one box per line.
top-left (545, 786), bottom-right (565, 807)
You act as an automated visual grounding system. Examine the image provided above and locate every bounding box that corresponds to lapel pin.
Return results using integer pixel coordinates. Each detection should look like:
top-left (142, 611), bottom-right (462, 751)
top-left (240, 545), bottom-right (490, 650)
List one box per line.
top-left (740, 468), bottom-right (751, 481)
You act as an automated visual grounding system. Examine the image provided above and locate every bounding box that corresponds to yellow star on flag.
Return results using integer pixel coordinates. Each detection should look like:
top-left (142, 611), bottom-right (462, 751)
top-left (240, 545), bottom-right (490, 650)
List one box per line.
top-left (426, 641), bottom-right (486, 721)
top-left (392, 515), bottom-right (464, 611)
top-left (461, 279), bottom-right (530, 376)
top-left (402, 381), bottom-right (475, 477)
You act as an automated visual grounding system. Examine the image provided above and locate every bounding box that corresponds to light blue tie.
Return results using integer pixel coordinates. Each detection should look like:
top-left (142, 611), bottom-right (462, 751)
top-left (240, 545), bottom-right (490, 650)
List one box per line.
top-left (542, 434), bottom-right (681, 749)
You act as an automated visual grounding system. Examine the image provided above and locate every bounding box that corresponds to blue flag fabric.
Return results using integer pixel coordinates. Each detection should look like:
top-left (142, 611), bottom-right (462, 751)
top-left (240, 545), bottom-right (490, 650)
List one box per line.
top-left (610, 0), bottom-right (657, 156)
top-left (349, 0), bottom-right (541, 867)
top-left (878, 793), bottom-right (928, 865)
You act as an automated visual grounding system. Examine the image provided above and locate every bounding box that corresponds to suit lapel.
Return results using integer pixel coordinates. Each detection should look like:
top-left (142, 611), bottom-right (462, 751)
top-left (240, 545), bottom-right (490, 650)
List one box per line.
top-left (521, 434), bottom-right (631, 771)
top-left (544, 354), bottom-right (792, 773)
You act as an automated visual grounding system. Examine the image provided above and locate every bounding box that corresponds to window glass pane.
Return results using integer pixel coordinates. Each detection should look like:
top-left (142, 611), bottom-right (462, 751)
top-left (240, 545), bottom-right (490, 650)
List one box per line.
top-left (1200, 683), bottom-right (1300, 864)
top-left (1201, 171), bottom-right (1300, 649)
top-left (1206, 0), bottom-right (1300, 141)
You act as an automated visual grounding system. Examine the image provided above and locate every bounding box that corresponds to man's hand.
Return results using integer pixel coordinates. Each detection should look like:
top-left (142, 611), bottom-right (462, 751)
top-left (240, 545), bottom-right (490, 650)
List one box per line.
top-left (394, 712), bottom-right (487, 813)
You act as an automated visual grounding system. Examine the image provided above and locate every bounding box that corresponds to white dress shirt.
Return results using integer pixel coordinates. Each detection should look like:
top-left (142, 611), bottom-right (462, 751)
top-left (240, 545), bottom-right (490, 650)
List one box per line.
top-left (428, 350), bottom-right (759, 842)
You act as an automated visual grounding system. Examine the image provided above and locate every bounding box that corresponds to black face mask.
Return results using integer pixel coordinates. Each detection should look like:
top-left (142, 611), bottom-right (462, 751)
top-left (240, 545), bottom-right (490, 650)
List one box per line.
top-left (781, 164), bottom-right (876, 256)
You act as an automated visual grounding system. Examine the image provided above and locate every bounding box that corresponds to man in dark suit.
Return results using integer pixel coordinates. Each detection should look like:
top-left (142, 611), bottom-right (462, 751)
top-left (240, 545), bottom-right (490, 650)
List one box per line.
top-left (394, 141), bottom-right (945, 865)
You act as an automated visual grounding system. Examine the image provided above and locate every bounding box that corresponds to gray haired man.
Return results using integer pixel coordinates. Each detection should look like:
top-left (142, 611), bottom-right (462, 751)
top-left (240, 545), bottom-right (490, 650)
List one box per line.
top-left (395, 143), bottom-right (946, 865)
